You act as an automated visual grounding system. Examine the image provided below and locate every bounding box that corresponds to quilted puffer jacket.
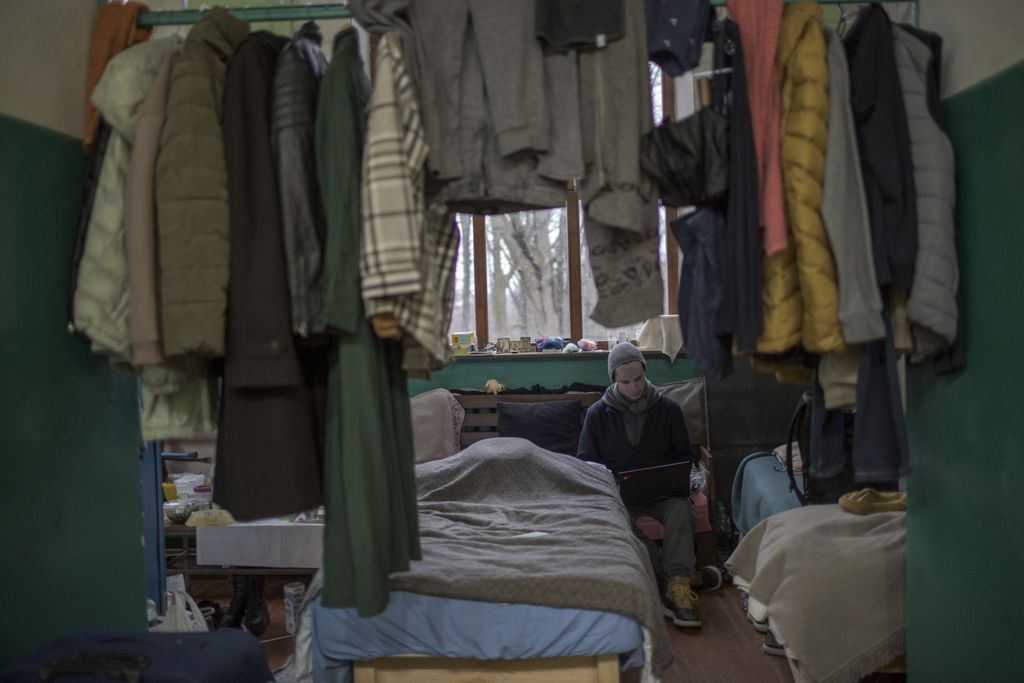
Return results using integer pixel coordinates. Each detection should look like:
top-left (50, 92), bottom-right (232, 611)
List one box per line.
top-left (772, 2), bottom-right (844, 355)
top-left (893, 25), bottom-right (959, 361)
top-left (156, 9), bottom-right (249, 357)
top-left (73, 36), bottom-right (183, 360)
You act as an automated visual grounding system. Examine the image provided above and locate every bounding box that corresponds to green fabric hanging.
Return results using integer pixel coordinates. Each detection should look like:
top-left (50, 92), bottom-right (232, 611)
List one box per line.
top-left (316, 27), bottom-right (421, 616)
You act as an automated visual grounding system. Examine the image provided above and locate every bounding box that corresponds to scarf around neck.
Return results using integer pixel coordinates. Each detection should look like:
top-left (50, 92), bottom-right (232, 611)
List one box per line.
top-left (603, 380), bottom-right (660, 446)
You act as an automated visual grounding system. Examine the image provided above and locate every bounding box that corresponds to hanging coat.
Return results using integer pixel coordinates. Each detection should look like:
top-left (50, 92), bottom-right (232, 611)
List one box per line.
top-left (73, 37), bottom-right (182, 361)
top-left (156, 8), bottom-right (249, 357)
top-left (711, 17), bottom-right (763, 354)
top-left (844, 5), bottom-right (918, 294)
top-left (126, 47), bottom-right (181, 366)
top-left (821, 28), bottom-right (885, 346)
top-left (892, 25), bottom-right (959, 361)
top-left (317, 28), bottom-right (421, 617)
top-left (776, 3), bottom-right (844, 354)
top-left (214, 31), bottom-right (325, 520)
top-left (272, 21), bottom-right (330, 339)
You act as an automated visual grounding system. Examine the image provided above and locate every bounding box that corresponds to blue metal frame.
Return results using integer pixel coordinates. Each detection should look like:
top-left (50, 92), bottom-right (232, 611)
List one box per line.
top-left (140, 439), bottom-right (166, 615)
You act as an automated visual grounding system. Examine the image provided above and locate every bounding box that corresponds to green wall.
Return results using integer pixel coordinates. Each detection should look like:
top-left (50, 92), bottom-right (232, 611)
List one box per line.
top-left (0, 114), bottom-right (145, 666)
top-left (409, 353), bottom-right (699, 395)
top-left (905, 61), bottom-right (1024, 678)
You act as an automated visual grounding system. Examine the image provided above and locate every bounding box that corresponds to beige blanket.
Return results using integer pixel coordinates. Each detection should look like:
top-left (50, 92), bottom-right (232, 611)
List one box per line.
top-left (726, 505), bottom-right (906, 683)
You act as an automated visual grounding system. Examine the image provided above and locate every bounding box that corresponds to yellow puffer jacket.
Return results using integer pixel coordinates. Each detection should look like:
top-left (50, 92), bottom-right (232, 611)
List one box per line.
top-left (758, 3), bottom-right (844, 358)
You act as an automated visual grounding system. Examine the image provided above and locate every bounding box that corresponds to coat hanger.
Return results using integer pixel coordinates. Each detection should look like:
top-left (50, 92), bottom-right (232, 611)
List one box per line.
top-left (836, 4), bottom-right (866, 38)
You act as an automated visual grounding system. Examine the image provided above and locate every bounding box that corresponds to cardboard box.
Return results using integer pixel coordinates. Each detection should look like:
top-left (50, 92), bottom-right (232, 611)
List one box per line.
top-left (450, 331), bottom-right (476, 356)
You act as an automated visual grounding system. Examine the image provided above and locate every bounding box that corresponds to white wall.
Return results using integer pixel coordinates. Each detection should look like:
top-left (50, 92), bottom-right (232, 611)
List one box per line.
top-left (0, 0), bottom-right (363, 139)
top-left (920, 0), bottom-right (1024, 97)
top-left (0, 0), bottom-right (189, 139)
top-left (0, 0), bottom-right (96, 138)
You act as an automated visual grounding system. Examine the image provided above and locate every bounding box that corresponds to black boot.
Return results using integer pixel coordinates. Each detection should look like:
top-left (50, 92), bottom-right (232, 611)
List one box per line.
top-left (243, 575), bottom-right (269, 637)
top-left (219, 574), bottom-right (249, 629)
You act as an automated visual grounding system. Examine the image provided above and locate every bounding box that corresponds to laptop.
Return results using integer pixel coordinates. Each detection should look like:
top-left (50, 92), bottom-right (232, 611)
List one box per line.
top-left (615, 461), bottom-right (691, 510)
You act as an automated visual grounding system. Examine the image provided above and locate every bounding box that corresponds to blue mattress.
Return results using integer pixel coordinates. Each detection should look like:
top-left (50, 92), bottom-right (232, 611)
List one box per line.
top-left (311, 591), bottom-right (645, 683)
top-left (730, 451), bottom-right (802, 535)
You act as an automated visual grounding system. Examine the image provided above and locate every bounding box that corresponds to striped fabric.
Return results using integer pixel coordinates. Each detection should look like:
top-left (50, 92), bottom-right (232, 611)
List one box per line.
top-left (361, 33), bottom-right (459, 376)
top-left (361, 32), bottom-right (427, 298)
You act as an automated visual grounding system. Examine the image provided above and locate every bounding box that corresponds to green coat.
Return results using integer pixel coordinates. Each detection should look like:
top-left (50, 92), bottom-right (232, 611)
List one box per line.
top-left (156, 9), bottom-right (248, 357)
top-left (317, 28), bottom-right (421, 616)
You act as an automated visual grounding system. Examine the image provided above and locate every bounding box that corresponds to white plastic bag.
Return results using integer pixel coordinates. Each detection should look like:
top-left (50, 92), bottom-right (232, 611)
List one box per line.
top-left (150, 590), bottom-right (209, 632)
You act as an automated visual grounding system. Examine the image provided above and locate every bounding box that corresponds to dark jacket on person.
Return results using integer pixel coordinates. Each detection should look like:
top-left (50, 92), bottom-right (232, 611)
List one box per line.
top-left (577, 395), bottom-right (693, 476)
top-left (215, 30), bottom-right (324, 521)
top-left (844, 4), bottom-right (918, 294)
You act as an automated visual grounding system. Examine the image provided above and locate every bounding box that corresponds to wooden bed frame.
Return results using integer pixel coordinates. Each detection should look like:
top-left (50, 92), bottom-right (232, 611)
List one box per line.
top-left (353, 652), bottom-right (620, 683)
top-left (353, 390), bottom-right (712, 683)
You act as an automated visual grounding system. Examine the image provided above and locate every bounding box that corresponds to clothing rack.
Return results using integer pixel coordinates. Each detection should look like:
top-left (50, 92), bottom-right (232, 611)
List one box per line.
top-left (136, 1), bottom-right (916, 28)
top-left (710, 0), bottom-right (919, 28)
top-left (136, 3), bottom-right (351, 28)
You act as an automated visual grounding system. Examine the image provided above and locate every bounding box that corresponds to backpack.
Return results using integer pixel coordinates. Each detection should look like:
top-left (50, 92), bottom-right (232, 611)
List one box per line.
top-left (784, 390), bottom-right (858, 505)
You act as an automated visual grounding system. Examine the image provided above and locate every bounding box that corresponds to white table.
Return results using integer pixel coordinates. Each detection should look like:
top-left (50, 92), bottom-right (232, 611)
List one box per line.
top-left (196, 519), bottom-right (323, 569)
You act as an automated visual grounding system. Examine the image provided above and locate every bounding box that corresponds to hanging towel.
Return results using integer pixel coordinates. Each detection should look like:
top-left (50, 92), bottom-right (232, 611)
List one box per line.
top-left (84, 1), bottom-right (152, 150)
top-left (727, 0), bottom-right (787, 255)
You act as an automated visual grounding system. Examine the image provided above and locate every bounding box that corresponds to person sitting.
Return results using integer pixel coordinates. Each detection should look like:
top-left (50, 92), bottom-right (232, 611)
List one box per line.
top-left (577, 343), bottom-right (722, 628)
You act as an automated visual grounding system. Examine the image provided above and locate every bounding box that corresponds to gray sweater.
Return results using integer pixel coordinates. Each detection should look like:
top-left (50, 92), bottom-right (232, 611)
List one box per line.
top-left (821, 28), bottom-right (885, 345)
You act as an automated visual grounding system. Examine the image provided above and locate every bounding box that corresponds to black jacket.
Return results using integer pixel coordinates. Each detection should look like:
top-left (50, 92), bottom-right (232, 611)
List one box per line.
top-left (217, 31), bottom-right (324, 520)
top-left (577, 395), bottom-right (693, 476)
top-left (712, 17), bottom-right (762, 353)
top-left (844, 4), bottom-right (918, 293)
top-left (272, 22), bottom-right (329, 338)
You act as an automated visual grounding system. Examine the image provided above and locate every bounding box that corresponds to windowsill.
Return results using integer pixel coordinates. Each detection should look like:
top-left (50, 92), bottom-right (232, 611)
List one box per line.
top-left (450, 350), bottom-right (681, 362)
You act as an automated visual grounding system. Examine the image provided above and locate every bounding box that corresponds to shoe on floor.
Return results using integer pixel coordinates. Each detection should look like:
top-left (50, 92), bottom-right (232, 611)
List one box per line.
top-left (747, 610), bottom-right (769, 633)
top-left (692, 565), bottom-right (723, 591)
top-left (663, 576), bottom-right (701, 628)
top-left (762, 630), bottom-right (785, 656)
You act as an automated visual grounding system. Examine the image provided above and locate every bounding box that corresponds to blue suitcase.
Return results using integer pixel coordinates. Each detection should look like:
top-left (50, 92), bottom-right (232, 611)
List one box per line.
top-left (0, 630), bottom-right (273, 682)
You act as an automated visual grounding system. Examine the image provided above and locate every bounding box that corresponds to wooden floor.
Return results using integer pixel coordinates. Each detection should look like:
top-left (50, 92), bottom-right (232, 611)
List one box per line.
top-left (188, 577), bottom-right (799, 681)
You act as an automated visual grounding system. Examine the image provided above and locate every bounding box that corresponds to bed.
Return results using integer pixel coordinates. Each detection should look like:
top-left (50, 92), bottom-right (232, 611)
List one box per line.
top-left (726, 504), bottom-right (907, 683)
top-left (279, 390), bottom-right (678, 683)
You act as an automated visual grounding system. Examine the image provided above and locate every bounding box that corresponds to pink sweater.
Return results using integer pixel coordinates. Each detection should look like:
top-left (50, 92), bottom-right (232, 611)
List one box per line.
top-left (728, 0), bottom-right (788, 255)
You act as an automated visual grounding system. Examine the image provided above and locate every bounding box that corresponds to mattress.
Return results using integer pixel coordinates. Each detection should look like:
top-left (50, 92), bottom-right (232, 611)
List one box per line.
top-left (310, 591), bottom-right (645, 683)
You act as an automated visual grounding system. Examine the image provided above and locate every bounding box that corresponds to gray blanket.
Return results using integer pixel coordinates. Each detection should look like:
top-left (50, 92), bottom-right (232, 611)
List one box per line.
top-left (727, 505), bottom-right (906, 683)
top-left (389, 437), bottom-right (672, 674)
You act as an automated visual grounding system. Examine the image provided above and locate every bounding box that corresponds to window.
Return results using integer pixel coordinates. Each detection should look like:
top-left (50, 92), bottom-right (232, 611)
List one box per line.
top-left (449, 65), bottom-right (679, 348)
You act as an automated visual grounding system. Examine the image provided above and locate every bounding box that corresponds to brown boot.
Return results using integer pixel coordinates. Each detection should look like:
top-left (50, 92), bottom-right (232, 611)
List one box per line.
top-left (663, 576), bottom-right (701, 628)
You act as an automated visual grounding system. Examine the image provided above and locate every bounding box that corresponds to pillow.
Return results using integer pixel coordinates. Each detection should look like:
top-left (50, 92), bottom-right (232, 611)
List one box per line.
top-left (497, 400), bottom-right (582, 456)
top-left (410, 389), bottom-right (466, 463)
top-left (655, 377), bottom-right (708, 447)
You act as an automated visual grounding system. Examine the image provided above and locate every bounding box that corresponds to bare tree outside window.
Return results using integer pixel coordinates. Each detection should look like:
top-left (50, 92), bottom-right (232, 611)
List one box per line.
top-left (485, 210), bottom-right (569, 340)
top-left (449, 214), bottom-right (476, 336)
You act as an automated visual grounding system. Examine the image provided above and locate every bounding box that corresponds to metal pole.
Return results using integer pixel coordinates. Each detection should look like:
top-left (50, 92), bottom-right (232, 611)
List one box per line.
top-left (137, 2), bottom-right (351, 27)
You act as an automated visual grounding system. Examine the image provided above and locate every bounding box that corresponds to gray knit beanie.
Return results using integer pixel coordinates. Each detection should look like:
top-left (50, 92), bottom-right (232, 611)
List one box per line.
top-left (608, 343), bottom-right (646, 381)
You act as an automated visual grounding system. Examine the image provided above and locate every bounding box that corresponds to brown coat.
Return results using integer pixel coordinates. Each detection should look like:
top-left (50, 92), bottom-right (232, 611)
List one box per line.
top-left (125, 48), bottom-right (180, 366)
